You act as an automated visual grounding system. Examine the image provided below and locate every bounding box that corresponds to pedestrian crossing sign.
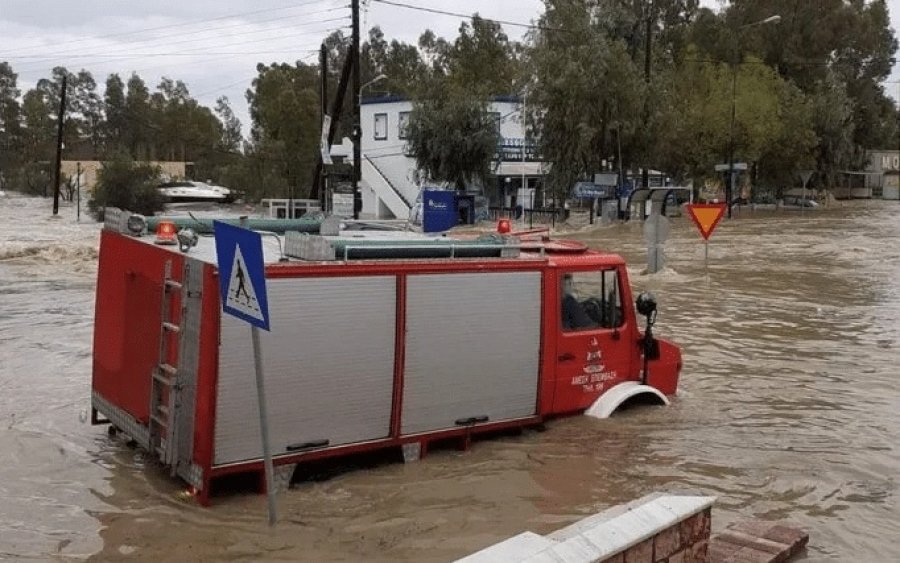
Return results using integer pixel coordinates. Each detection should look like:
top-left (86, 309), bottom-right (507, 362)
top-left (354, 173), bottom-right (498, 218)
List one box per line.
top-left (213, 221), bottom-right (270, 331)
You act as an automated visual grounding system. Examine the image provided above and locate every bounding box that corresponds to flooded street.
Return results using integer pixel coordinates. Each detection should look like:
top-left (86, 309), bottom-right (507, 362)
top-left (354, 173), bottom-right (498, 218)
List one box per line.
top-left (1, 195), bottom-right (898, 561)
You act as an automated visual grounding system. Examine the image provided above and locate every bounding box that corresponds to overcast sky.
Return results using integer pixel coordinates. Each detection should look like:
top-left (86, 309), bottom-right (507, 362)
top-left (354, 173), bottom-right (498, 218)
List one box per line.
top-left (1, 0), bottom-right (899, 137)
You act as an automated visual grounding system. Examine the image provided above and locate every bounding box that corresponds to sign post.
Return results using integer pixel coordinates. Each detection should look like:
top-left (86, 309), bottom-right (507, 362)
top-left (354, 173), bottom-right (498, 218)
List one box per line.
top-left (213, 220), bottom-right (276, 526)
top-left (643, 212), bottom-right (670, 274)
top-left (686, 203), bottom-right (726, 267)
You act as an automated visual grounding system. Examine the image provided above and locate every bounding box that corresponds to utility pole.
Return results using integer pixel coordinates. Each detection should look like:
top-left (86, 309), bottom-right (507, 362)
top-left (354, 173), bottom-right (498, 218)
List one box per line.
top-left (52, 74), bottom-right (67, 216)
top-left (319, 43), bottom-right (329, 211)
top-left (726, 66), bottom-right (738, 219)
top-left (351, 0), bottom-right (361, 220)
top-left (76, 161), bottom-right (81, 222)
top-left (642, 2), bottom-right (652, 190)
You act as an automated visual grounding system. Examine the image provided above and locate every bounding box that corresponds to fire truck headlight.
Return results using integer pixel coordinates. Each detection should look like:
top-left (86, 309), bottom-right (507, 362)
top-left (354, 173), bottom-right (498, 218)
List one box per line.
top-left (126, 214), bottom-right (147, 235)
top-left (177, 228), bottom-right (199, 253)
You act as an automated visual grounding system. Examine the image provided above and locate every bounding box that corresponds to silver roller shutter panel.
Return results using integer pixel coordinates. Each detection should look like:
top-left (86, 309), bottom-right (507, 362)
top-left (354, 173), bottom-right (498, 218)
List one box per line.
top-left (215, 276), bottom-right (396, 465)
top-left (402, 272), bottom-right (542, 435)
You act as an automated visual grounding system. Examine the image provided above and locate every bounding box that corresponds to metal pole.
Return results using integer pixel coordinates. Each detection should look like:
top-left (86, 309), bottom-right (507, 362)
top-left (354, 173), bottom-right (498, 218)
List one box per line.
top-left (52, 74), bottom-right (67, 215)
top-left (319, 44), bottom-right (328, 211)
top-left (642, 2), bottom-right (652, 190)
top-left (237, 215), bottom-right (277, 526)
top-left (76, 162), bottom-right (81, 222)
top-left (351, 0), bottom-right (361, 220)
top-left (616, 127), bottom-right (625, 221)
top-left (251, 326), bottom-right (277, 526)
top-left (529, 189), bottom-right (534, 229)
top-left (726, 64), bottom-right (737, 219)
top-left (521, 92), bottom-right (526, 228)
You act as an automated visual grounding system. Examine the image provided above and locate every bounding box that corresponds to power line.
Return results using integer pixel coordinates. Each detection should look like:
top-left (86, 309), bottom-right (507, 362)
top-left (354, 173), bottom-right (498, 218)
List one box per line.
top-left (370, 0), bottom-right (560, 32)
top-left (128, 42), bottom-right (331, 77)
top-left (191, 76), bottom-right (260, 99)
top-left (3, 6), bottom-right (347, 62)
top-left (12, 17), bottom-right (349, 73)
top-left (3, 0), bottom-right (344, 55)
top-left (12, 51), bottom-right (323, 60)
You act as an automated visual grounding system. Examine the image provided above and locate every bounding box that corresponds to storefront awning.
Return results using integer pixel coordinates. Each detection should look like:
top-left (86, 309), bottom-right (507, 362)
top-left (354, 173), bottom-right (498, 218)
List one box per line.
top-left (495, 161), bottom-right (547, 176)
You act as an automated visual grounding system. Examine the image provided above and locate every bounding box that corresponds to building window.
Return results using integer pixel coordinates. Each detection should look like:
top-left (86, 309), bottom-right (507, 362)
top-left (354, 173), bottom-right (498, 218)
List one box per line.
top-left (398, 111), bottom-right (410, 140)
top-left (374, 113), bottom-right (388, 140)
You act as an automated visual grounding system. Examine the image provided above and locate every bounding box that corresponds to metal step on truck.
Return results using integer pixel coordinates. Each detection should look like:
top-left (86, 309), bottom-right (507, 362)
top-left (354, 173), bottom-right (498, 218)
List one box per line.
top-left (91, 210), bottom-right (682, 506)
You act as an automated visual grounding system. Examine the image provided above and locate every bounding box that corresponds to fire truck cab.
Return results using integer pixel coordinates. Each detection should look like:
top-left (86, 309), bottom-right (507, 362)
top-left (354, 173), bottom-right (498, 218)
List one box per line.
top-left (91, 210), bottom-right (681, 505)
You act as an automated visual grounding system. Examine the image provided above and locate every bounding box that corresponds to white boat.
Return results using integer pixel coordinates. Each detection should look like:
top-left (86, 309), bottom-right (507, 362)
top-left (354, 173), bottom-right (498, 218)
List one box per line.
top-left (158, 181), bottom-right (236, 203)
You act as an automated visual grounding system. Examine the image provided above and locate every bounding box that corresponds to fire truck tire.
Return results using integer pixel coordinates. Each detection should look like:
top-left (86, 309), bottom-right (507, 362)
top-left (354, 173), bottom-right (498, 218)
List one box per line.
top-left (584, 381), bottom-right (669, 419)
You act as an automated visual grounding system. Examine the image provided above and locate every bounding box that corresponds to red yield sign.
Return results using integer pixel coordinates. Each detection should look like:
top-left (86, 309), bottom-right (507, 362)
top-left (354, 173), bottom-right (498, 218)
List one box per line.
top-left (686, 203), bottom-right (726, 240)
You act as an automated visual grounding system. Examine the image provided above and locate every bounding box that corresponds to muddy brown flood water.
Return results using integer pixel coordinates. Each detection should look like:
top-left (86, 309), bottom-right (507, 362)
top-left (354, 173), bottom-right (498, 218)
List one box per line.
top-left (1, 195), bottom-right (898, 561)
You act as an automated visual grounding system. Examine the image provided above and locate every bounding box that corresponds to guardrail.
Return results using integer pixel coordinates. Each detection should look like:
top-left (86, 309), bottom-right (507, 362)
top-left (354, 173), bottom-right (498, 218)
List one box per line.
top-left (488, 206), bottom-right (567, 224)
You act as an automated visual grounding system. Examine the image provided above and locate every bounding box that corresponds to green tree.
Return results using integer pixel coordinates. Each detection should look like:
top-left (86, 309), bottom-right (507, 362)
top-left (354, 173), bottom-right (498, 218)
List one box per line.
top-left (103, 73), bottom-right (127, 152)
top-left (654, 51), bottom-right (816, 190)
top-left (214, 96), bottom-right (243, 152)
top-left (150, 77), bottom-right (223, 163)
top-left (0, 62), bottom-right (23, 184)
top-left (808, 73), bottom-right (856, 189)
top-left (405, 82), bottom-right (499, 190)
top-left (364, 27), bottom-right (429, 97)
top-left (525, 0), bottom-right (646, 198)
top-left (441, 15), bottom-right (521, 96)
top-left (245, 62), bottom-right (320, 200)
top-left (72, 69), bottom-right (103, 154)
top-left (124, 73), bottom-right (153, 159)
top-left (88, 152), bottom-right (164, 219)
top-left (20, 88), bottom-right (55, 164)
top-left (711, 0), bottom-right (898, 166)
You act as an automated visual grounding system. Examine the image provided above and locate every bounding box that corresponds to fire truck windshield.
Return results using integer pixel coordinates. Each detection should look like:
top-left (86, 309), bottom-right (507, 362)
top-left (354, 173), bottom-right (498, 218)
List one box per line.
top-left (561, 270), bottom-right (623, 331)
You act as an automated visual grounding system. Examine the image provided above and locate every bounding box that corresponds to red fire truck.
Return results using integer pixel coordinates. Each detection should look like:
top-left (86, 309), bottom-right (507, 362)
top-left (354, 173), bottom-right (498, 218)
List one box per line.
top-left (91, 210), bottom-right (682, 505)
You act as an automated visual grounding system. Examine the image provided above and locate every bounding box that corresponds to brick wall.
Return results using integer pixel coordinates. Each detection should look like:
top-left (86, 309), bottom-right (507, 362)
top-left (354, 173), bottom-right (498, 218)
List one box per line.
top-left (606, 507), bottom-right (711, 563)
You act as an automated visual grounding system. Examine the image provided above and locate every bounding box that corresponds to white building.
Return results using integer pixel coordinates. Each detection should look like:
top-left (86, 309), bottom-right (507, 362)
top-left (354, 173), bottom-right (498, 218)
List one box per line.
top-left (861, 150), bottom-right (900, 200)
top-left (358, 95), bottom-right (546, 219)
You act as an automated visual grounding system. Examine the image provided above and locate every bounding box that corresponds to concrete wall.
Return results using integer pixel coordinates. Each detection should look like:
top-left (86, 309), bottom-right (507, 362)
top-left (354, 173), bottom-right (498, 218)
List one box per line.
top-left (457, 494), bottom-right (714, 563)
top-left (61, 160), bottom-right (187, 194)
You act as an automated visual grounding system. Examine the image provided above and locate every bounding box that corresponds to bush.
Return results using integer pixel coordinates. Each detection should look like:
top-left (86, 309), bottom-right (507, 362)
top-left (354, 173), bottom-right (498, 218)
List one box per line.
top-left (89, 154), bottom-right (165, 221)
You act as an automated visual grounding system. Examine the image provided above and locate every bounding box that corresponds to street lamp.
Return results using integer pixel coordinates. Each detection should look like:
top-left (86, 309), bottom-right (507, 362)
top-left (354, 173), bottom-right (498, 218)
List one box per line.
top-left (360, 74), bottom-right (387, 99)
top-left (726, 14), bottom-right (781, 218)
top-left (352, 73), bottom-right (386, 219)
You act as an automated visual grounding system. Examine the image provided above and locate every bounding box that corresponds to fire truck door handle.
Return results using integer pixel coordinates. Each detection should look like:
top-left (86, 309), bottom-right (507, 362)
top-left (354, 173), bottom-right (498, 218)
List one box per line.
top-left (558, 353), bottom-right (576, 362)
top-left (455, 415), bottom-right (489, 426)
top-left (286, 439), bottom-right (330, 452)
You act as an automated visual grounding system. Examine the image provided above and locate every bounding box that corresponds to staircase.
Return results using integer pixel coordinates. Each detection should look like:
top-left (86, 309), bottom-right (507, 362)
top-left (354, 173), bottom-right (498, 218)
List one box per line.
top-left (362, 155), bottom-right (412, 219)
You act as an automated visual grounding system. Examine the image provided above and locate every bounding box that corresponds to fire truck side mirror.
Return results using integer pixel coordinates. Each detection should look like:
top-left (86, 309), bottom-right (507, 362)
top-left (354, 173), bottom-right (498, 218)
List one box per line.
top-left (636, 292), bottom-right (657, 318)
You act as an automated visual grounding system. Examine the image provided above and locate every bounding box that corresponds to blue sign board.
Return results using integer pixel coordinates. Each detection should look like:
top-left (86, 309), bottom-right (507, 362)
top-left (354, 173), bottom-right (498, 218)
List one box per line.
top-left (213, 221), bottom-right (271, 331)
top-left (572, 182), bottom-right (613, 200)
top-left (422, 190), bottom-right (458, 233)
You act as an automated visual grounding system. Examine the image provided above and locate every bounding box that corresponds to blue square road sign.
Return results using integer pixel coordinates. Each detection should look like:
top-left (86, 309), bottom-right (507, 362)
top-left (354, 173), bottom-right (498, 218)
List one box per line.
top-left (213, 221), bottom-right (271, 331)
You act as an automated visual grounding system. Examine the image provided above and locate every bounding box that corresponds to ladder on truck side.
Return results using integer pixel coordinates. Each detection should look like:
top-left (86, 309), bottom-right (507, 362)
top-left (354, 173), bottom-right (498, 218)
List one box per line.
top-left (148, 260), bottom-right (184, 475)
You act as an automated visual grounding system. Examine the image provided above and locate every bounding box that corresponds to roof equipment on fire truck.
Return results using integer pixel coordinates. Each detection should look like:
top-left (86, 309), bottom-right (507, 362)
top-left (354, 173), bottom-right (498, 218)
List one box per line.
top-left (146, 215), bottom-right (324, 235)
top-left (154, 220), bottom-right (177, 245)
top-left (284, 232), bottom-right (521, 261)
